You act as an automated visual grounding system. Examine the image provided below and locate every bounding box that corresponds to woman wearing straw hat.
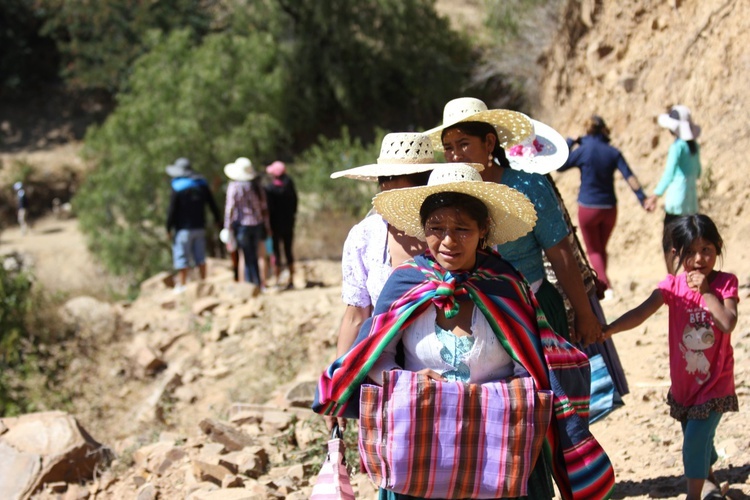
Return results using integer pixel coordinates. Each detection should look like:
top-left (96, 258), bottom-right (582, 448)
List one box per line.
top-left (424, 97), bottom-right (602, 346)
top-left (329, 133), bottom-right (465, 356)
top-left (224, 157), bottom-right (271, 288)
top-left (314, 164), bottom-right (615, 500)
top-left (645, 105), bottom-right (703, 275)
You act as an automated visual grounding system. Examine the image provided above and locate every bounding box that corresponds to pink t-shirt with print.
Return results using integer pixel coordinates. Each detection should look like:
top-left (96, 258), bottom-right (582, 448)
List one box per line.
top-left (659, 271), bottom-right (738, 409)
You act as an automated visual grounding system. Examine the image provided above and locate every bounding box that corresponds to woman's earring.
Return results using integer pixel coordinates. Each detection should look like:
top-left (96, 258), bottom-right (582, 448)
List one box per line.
top-left (487, 153), bottom-right (493, 168)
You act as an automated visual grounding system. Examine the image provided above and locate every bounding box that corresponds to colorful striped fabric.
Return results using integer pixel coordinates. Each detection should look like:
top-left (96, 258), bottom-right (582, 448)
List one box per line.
top-left (312, 249), bottom-right (615, 499)
top-left (359, 371), bottom-right (552, 498)
top-left (310, 428), bottom-right (356, 500)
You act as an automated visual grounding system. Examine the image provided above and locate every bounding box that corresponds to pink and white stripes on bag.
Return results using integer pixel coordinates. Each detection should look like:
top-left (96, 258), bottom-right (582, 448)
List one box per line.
top-left (310, 425), bottom-right (356, 500)
top-left (358, 370), bottom-right (553, 499)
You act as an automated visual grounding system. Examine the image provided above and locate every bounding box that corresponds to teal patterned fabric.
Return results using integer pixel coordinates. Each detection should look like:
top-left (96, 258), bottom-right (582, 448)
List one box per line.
top-left (435, 323), bottom-right (475, 382)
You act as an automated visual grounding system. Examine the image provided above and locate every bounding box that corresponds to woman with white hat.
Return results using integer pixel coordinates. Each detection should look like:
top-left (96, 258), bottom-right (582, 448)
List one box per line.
top-left (645, 105), bottom-right (703, 274)
top-left (328, 133), bottom-right (456, 358)
top-left (425, 97), bottom-right (602, 347)
top-left (224, 157), bottom-right (270, 288)
top-left (314, 164), bottom-right (615, 500)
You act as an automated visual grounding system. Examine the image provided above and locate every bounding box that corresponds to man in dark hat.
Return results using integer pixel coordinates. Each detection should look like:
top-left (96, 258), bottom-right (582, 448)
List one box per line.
top-left (165, 158), bottom-right (221, 292)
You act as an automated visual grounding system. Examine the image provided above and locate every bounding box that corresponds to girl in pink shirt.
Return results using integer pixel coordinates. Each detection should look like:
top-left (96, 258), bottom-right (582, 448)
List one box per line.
top-left (605, 214), bottom-right (738, 500)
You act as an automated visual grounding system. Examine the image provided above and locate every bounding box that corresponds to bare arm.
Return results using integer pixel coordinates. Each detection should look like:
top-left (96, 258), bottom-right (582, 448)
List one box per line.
top-left (688, 271), bottom-right (738, 333)
top-left (335, 304), bottom-right (372, 356)
top-left (605, 289), bottom-right (664, 338)
top-left (544, 238), bottom-right (602, 345)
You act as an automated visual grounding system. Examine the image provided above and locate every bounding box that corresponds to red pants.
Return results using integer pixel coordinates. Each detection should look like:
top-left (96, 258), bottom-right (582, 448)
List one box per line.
top-left (578, 205), bottom-right (617, 289)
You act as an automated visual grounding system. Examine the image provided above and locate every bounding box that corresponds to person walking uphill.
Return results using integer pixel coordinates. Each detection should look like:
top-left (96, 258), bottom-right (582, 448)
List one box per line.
top-left (559, 115), bottom-right (653, 298)
top-left (165, 158), bottom-right (222, 292)
top-left (264, 161), bottom-right (298, 290)
top-left (645, 105), bottom-right (703, 275)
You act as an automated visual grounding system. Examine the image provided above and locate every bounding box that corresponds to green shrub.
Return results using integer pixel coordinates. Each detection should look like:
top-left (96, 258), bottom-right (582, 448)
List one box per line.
top-left (296, 127), bottom-right (385, 219)
top-left (77, 28), bottom-right (286, 285)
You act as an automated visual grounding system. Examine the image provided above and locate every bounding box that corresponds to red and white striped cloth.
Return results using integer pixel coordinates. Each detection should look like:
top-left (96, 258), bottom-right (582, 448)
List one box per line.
top-left (310, 427), bottom-right (355, 500)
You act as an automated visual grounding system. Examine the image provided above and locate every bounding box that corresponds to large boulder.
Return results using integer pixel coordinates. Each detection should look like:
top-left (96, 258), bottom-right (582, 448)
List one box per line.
top-left (0, 411), bottom-right (109, 499)
top-left (60, 296), bottom-right (118, 341)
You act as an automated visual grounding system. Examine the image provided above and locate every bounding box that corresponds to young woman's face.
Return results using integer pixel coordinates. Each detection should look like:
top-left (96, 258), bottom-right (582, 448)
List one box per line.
top-left (682, 237), bottom-right (718, 275)
top-left (442, 128), bottom-right (495, 166)
top-left (424, 206), bottom-right (487, 271)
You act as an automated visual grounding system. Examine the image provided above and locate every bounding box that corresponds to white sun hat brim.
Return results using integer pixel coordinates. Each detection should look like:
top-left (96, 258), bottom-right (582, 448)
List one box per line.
top-left (224, 157), bottom-right (257, 181)
top-left (330, 161), bottom-right (443, 181)
top-left (506, 119), bottom-right (570, 175)
top-left (330, 131), bottom-right (484, 181)
top-left (373, 164), bottom-right (536, 247)
top-left (657, 113), bottom-right (701, 141)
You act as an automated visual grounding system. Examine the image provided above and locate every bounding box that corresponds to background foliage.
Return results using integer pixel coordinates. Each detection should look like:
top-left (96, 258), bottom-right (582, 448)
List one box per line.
top-left (35, 0), bottom-right (217, 93)
top-left (74, 0), bottom-right (474, 283)
top-left (77, 28), bottom-right (286, 280)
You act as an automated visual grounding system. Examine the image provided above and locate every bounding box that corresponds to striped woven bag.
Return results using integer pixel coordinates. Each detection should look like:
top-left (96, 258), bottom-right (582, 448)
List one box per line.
top-left (310, 425), bottom-right (356, 500)
top-left (359, 370), bottom-right (553, 499)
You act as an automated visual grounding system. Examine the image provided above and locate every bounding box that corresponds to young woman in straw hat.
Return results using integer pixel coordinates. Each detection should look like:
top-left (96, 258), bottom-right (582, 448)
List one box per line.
top-left (425, 97), bottom-right (602, 347)
top-left (314, 164), bottom-right (615, 500)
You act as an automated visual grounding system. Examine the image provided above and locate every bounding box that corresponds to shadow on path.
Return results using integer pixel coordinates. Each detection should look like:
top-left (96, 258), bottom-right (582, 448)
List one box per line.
top-left (612, 464), bottom-right (750, 499)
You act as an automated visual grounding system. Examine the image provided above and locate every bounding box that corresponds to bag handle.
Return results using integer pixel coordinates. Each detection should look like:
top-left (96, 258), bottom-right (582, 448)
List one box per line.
top-left (331, 423), bottom-right (344, 440)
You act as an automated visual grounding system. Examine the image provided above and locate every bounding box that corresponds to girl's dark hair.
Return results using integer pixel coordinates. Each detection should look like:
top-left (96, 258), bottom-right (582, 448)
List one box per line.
top-left (669, 214), bottom-right (723, 270)
top-left (420, 192), bottom-right (489, 234)
top-left (377, 170), bottom-right (431, 188)
top-left (441, 121), bottom-right (511, 168)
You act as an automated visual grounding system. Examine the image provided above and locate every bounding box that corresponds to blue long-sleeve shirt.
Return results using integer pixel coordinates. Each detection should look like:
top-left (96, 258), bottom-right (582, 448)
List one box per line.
top-left (559, 134), bottom-right (645, 208)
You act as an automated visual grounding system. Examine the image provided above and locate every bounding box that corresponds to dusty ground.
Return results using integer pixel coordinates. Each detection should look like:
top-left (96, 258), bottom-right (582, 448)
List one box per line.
top-left (2, 1), bottom-right (749, 498)
top-left (2, 206), bottom-right (749, 499)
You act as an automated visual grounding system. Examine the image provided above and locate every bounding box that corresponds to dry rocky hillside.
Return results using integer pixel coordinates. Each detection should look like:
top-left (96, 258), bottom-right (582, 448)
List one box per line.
top-left (1, 0), bottom-right (750, 499)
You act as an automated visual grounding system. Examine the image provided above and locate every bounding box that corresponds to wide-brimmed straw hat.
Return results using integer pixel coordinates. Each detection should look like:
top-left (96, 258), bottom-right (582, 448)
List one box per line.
top-left (330, 132), bottom-right (482, 181)
top-left (424, 97), bottom-right (534, 151)
top-left (165, 157), bottom-right (193, 177)
top-left (658, 105), bottom-right (701, 141)
top-left (506, 117), bottom-right (569, 174)
top-left (373, 163), bottom-right (536, 247)
top-left (224, 157), bottom-right (257, 181)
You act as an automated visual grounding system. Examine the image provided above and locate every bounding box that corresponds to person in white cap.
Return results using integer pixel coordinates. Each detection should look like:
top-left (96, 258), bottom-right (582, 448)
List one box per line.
top-left (646, 105), bottom-right (703, 275)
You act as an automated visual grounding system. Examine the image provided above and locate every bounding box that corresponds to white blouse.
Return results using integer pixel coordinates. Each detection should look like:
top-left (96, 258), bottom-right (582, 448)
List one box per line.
top-left (368, 305), bottom-right (515, 385)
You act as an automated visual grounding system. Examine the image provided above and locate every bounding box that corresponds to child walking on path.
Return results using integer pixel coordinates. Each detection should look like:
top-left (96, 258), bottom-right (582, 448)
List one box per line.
top-left (604, 214), bottom-right (738, 500)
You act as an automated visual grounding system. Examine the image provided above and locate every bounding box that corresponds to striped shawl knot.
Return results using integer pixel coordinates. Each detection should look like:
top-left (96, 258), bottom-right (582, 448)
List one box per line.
top-left (312, 249), bottom-right (615, 499)
top-left (421, 268), bottom-right (469, 319)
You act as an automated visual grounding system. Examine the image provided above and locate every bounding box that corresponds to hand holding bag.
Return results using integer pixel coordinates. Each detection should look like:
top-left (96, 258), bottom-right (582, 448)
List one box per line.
top-left (359, 370), bottom-right (553, 499)
top-left (310, 424), bottom-right (356, 500)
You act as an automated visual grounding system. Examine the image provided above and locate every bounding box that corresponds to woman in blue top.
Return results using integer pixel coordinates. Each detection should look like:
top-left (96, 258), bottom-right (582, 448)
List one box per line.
top-left (559, 115), bottom-right (652, 296)
top-left (645, 105), bottom-right (702, 274)
top-left (425, 98), bottom-right (601, 346)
